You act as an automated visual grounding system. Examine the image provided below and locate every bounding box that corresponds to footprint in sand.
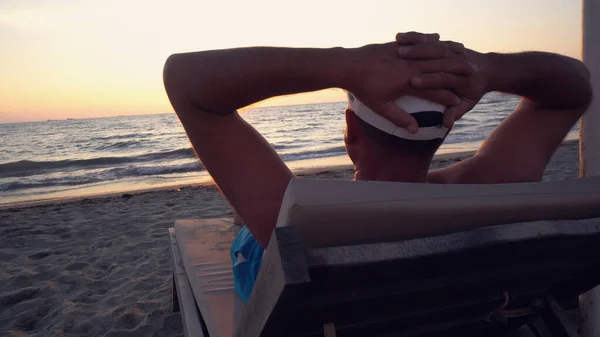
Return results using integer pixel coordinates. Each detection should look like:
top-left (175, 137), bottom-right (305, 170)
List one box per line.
top-left (0, 287), bottom-right (41, 306)
top-left (64, 262), bottom-right (89, 271)
top-left (28, 251), bottom-right (52, 260)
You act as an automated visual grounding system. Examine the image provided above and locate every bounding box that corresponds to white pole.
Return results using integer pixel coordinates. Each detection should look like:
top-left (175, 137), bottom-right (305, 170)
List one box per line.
top-left (579, 0), bottom-right (600, 336)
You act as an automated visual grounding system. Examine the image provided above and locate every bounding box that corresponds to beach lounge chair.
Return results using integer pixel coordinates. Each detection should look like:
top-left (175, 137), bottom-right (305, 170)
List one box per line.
top-left (169, 177), bottom-right (600, 337)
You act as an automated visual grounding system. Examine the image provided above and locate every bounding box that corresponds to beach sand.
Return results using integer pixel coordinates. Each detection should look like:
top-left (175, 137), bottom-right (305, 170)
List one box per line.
top-left (0, 140), bottom-right (581, 337)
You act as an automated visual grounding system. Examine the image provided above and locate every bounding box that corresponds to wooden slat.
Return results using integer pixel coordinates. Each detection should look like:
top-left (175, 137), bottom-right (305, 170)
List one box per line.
top-left (168, 228), bottom-right (206, 337)
top-left (174, 219), bottom-right (238, 337)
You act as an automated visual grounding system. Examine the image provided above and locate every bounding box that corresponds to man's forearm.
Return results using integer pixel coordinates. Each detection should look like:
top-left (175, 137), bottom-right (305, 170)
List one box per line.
top-left (481, 51), bottom-right (592, 109)
top-left (163, 47), bottom-right (351, 114)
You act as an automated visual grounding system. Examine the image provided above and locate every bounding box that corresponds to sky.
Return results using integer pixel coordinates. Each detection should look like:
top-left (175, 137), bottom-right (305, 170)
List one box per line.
top-left (0, 0), bottom-right (583, 123)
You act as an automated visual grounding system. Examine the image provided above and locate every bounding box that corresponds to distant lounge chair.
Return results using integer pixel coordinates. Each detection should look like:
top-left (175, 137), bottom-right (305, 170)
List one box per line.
top-left (169, 177), bottom-right (600, 337)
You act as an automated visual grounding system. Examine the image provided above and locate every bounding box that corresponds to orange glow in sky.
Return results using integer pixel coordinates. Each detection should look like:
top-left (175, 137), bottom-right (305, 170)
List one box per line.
top-left (0, 0), bottom-right (582, 123)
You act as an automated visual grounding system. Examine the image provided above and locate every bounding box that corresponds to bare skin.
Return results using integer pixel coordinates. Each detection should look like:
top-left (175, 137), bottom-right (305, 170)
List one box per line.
top-left (163, 32), bottom-right (592, 248)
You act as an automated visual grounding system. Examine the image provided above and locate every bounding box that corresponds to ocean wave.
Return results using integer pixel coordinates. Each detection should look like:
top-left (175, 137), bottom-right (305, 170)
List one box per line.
top-left (1, 96), bottom-right (530, 199)
top-left (479, 98), bottom-right (508, 105)
top-left (94, 140), bottom-right (146, 151)
top-left (0, 143), bottom-right (346, 181)
top-left (290, 108), bottom-right (317, 113)
top-left (280, 146), bottom-right (347, 161)
top-left (0, 148), bottom-right (197, 178)
top-left (1, 145), bottom-right (346, 192)
top-left (88, 132), bottom-right (157, 142)
top-left (275, 126), bottom-right (318, 133)
top-left (0, 161), bottom-right (204, 192)
top-left (272, 143), bottom-right (304, 150)
top-left (105, 162), bottom-right (203, 178)
top-left (0, 176), bottom-right (105, 192)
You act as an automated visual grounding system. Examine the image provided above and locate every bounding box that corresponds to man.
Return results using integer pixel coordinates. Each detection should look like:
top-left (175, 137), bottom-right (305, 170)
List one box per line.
top-left (163, 32), bottom-right (592, 302)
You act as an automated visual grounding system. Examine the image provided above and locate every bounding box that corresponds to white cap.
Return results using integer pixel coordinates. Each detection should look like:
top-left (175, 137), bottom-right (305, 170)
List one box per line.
top-left (346, 92), bottom-right (448, 141)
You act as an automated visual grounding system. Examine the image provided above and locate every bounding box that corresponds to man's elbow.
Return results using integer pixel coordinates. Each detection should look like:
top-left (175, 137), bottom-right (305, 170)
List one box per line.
top-left (163, 53), bottom-right (185, 96)
top-left (163, 53), bottom-right (198, 116)
top-left (163, 53), bottom-right (216, 117)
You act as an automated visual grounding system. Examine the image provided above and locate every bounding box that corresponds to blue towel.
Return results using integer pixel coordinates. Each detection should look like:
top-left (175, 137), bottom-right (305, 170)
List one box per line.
top-left (230, 226), bottom-right (264, 303)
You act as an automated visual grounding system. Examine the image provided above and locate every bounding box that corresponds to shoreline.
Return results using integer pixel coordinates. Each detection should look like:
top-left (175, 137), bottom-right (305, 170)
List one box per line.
top-left (1, 139), bottom-right (579, 211)
top-left (0, 150), bottom-right (477, 211)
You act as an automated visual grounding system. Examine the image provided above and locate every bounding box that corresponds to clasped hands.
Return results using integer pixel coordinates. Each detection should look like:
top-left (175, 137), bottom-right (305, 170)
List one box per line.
top-left (347, 31), bottom-right (488, 133)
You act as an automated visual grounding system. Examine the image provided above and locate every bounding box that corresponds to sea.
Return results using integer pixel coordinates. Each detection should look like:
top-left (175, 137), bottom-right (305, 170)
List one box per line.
top-left (0, 92), bottom-right (579, 206)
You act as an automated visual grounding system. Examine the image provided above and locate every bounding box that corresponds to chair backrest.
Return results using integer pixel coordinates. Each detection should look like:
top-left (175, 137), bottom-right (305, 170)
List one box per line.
top-left (276, 177), bottom-right (600, 247)
top-left (235, 178), bottom-right (600, 337)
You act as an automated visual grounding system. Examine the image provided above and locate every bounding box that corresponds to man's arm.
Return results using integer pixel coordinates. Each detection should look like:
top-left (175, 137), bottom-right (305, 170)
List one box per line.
top-left (164, 47), bottom-right (347, 115)
top-left (481, 52), bottom-right (591, 110)
top-left (425, 50), bottom-right (591, 183)
top-left (164, 41), bottom-right (467, 126)
top-left (465, 51), bottom-right (591, 183)
top-left (163, 47), bottom-right (347, 247)
top-left (164, 41), bottom-right (471, 246)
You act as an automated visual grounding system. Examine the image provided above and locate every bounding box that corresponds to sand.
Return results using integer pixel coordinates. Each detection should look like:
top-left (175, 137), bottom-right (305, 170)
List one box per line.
top-left (0, 140), bottom-right (581, 337)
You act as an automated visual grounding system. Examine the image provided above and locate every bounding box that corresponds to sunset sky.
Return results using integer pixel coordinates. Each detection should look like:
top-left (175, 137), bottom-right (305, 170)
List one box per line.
top-left (0, 0), bottom-right (582, 123)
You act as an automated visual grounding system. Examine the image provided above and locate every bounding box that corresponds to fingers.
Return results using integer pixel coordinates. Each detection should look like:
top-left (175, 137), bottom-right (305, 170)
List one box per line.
top-left (397, 40), bottom-right (465, 59)
top-left (443, 105), bottom-right (463, 129)
top-left (443, 41), bottom-right (465, 54)
top-left (443, 106), bottom-right (458, 129)
top-left (417, 58), bottom-right (474, 75)
top-left (413, 89), bottom-right (461, 107)
top-left (397, 43), bottom-right (455, 60)
top-left (395, 32), bottom-right (440, 45)
top-left (377, 102), bottom-right (418, 133)
top-left (411, 73), bottom-right (471, 90)
top-left (443, 102), bottom-right (472, 128)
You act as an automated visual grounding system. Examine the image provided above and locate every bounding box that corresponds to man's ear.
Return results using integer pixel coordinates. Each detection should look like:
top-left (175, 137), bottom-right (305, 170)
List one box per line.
top-left (345, 109), bottom-right (361, 144)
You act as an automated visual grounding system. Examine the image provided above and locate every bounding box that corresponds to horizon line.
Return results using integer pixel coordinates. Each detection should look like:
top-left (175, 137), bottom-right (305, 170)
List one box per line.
top-left (0, 100), bottom-right (348, 125)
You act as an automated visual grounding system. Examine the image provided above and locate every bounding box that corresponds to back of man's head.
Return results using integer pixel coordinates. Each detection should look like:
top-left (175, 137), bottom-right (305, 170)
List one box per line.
top-left (346, 93), bottom-right (448, 160)
top-left (355, 114), bottom-right (445, 159)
